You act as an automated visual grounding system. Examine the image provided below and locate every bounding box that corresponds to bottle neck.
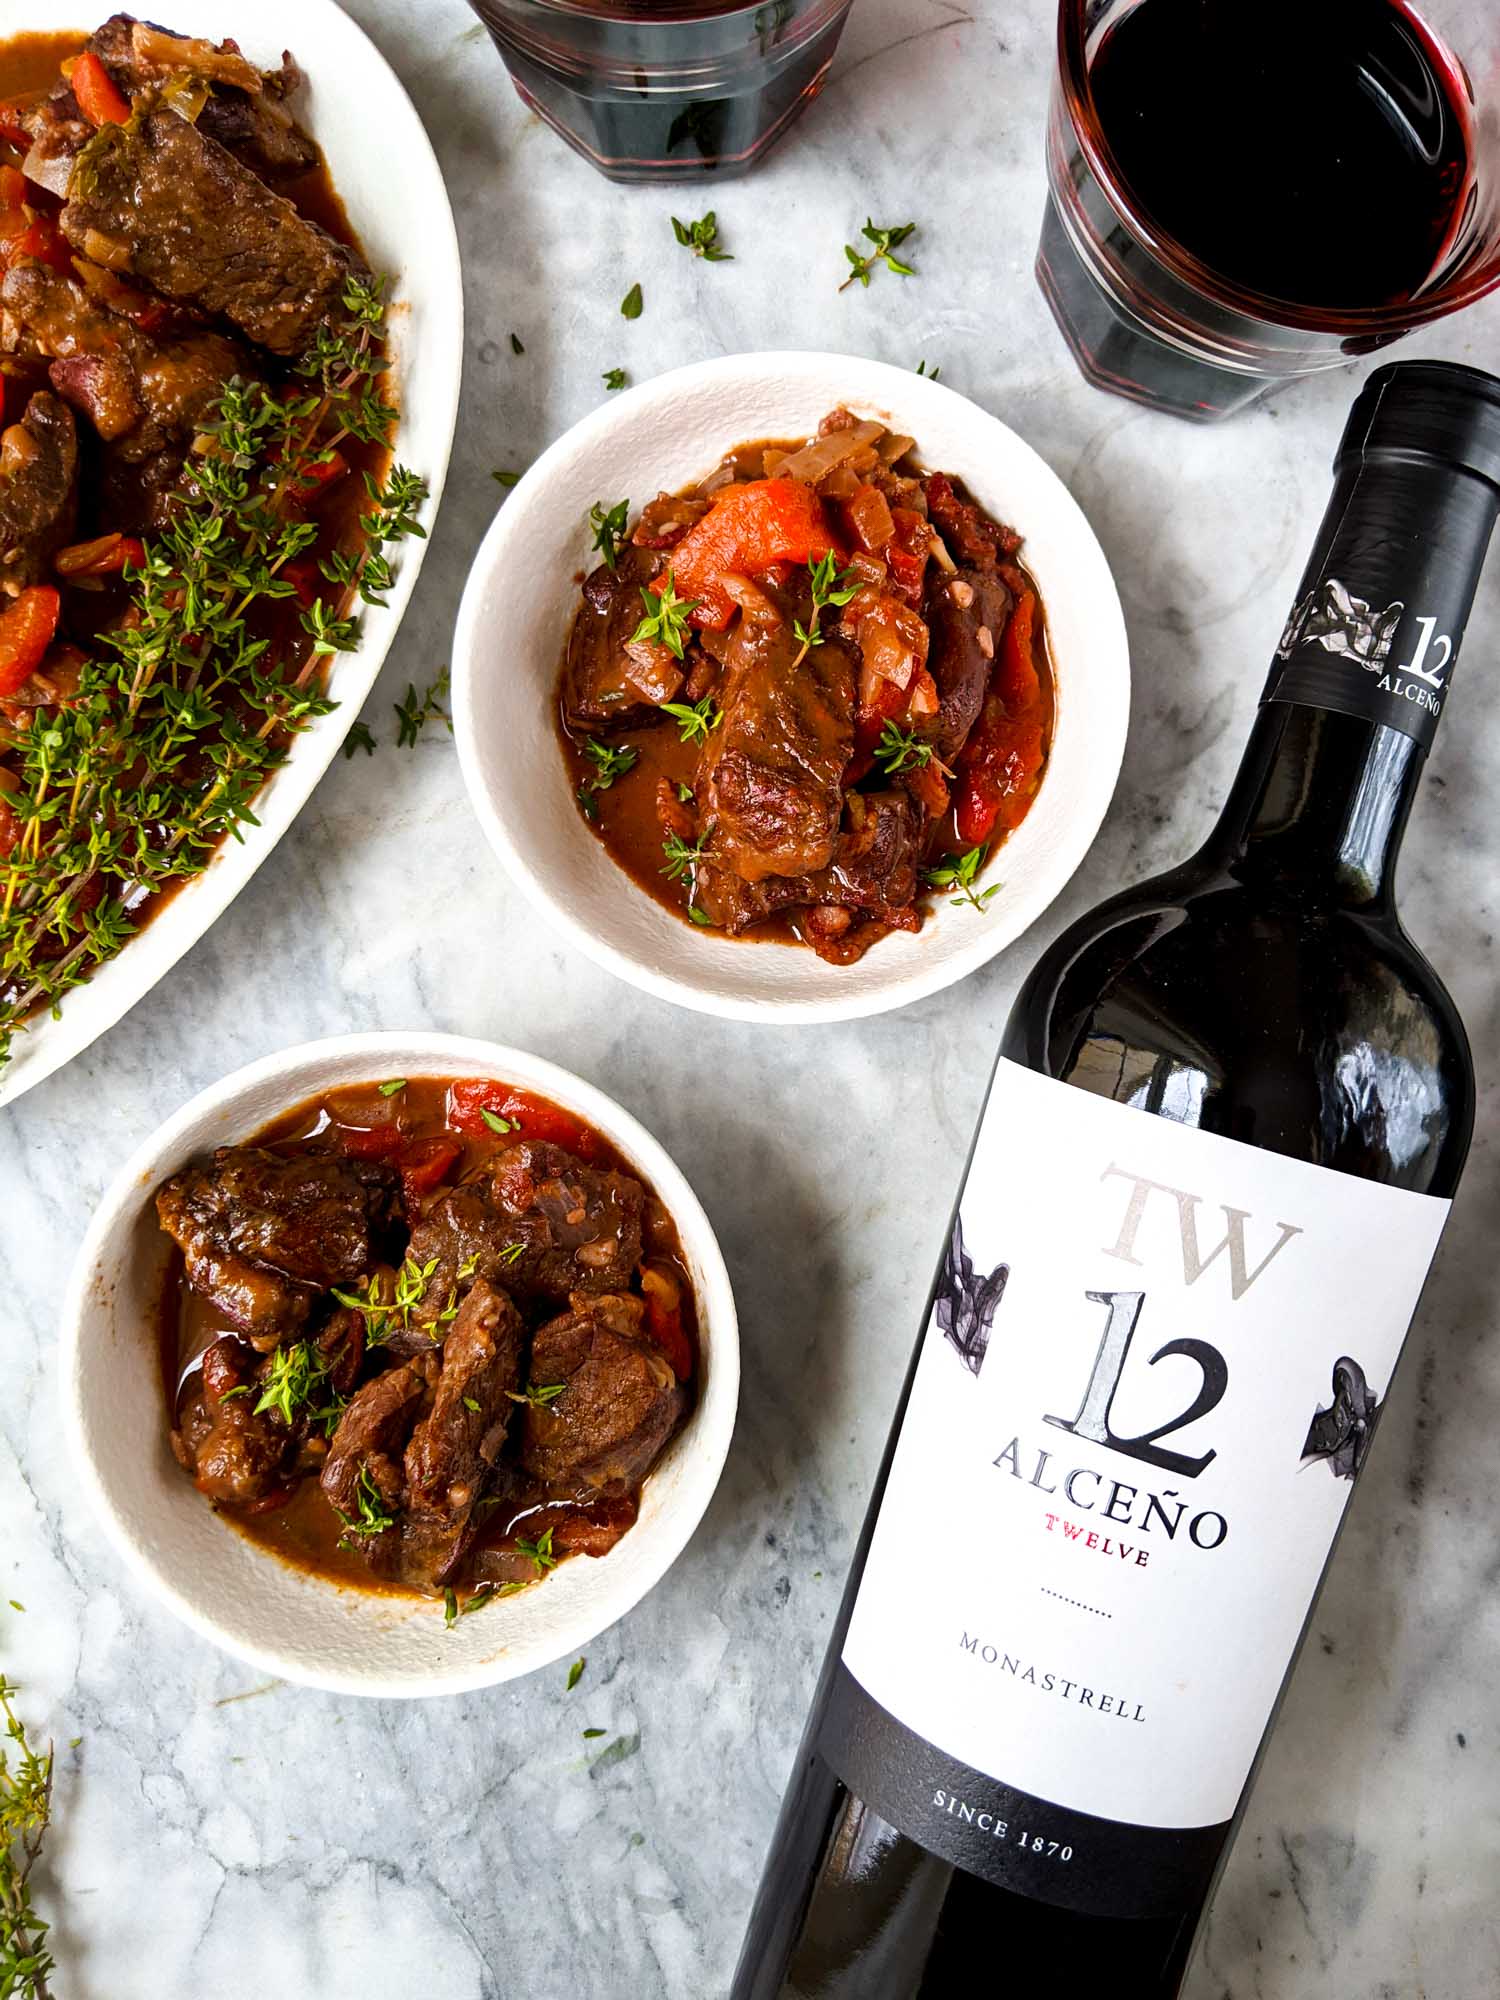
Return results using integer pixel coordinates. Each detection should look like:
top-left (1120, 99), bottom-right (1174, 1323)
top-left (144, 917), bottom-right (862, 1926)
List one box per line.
top-left (1203, 432), bottom-right (1500, 909)
top-left (1203, 702), bottom-right (1421, 909)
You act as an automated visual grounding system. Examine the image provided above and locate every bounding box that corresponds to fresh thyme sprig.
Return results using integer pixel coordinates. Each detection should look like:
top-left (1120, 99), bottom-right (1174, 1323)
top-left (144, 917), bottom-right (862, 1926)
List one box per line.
top-left (922, 844), bottom-right (1000, 913)
top-left (581, 738), bottom-right (637, 791)
top-left (671, 211), bottom-right (733, 261)
top-left (394, 669), bottom-right (451, 748)
top-left (660, 695), bottom-right (719, 743)
top-left (0, 1676), bottom-right (53, 2000)
top-left (840, 219), bottom-right (917, 291)
top-left (633, 571), bottom-right (699, 662)
top-left (343, 720), bottom-right (378, 758)
top-left (589, 498), bottom-right (630, 572)
top-left (507, 1381), bottom-right (567, 1412)
top-left (0, 274), bottom-right (426, 1074)
top-left (792, 551), bottom-right (862, 667)
top-left (875, 721), bottom-right (936, 775)
top-left (660, 830), bottom-right (707, 883)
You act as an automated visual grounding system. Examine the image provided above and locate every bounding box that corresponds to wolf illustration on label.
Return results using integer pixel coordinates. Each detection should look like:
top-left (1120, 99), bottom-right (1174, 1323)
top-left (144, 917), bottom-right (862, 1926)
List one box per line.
top-left (1276, 577), bottom-right (1404, 669)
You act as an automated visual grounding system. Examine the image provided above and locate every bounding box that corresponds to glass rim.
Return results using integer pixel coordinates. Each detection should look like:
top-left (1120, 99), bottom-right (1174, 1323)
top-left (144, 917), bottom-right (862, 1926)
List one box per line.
top-left (488, 0), bottom-right (846, 23)
top-left (1055, 0), bottom-right (1500, 339)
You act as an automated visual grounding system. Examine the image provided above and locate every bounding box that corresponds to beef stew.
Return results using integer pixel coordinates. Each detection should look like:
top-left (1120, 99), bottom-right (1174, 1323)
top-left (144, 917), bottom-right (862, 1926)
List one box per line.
top-left (0, 18), bottom-right (422, 1076)
top-left (155, 1077), bottom-right (697, 1611)
top-left (557, 408), bottom-right (1055, 965)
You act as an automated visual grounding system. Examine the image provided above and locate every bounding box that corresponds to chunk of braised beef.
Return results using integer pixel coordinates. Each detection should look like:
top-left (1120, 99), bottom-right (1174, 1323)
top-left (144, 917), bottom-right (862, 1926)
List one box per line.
top-left (563, 544), bottom-right (670, 732)
top-left (156, 1145), bottom-right (401, 1349)
top-left (319, 1358), bottom-right (428, 1521)
top-left (488, 1141), bottom-right (645, 1301)
top-left (171, 1335), bottom-right (298, 1508)
top-left (925, 567), bottom-right (1014, 765)
top-left (697, 610), bottom-right (855, 883)
top-left (399, 1184), bottom-right (512, 1350)
top-left (404, 1279), bottom-right (524, 1521)
top-left (696, 789), bottom-right (922, 957)
top-left (61, 111), bottom-right (362, 356)
top-left (21, 16), bottom-right (319, 195)
top-left (520, 1292), bottom-right (685, 1500)
top-left (923, 471), bottom-right (1021, 569)
top-left (631, 490), bottom-right (710, 550)
top-left (1, 264), bottom-right (250, 525)
top-left (0, 392), bottom-right (78, 595)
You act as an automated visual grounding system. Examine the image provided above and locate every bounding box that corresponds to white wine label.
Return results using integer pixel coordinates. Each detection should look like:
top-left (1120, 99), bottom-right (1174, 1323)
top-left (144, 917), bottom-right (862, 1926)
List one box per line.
top-left (833, 1061), bottom-right (1448, 1887)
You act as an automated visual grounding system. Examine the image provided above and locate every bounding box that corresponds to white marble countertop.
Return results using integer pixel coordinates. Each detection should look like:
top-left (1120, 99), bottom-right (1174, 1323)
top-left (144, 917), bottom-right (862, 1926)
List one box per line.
top-left (4, 1), bottom-right (1500, 1994)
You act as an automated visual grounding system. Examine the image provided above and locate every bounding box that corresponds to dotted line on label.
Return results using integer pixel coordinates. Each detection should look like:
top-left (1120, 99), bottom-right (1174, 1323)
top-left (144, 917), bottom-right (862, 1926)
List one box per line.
top-left (1041, 1587), bottom-right (1112, 1619)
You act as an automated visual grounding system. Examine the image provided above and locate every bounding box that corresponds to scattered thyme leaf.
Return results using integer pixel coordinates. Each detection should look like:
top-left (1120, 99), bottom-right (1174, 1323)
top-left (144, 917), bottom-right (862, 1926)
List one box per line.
top-left (480, 1106), bottom-right (517, 1135)
top-left (514, 1526), bottom-right (558, 1574)
top-left (492, 468), bottom-right (523, 488)
top-left (916, 358), bottom-right (941, 380)
top-left (378, 1078), bottom-right (406, 1097)
top-left (394, 669), bottom-right (451, 748)
top-left (589, 498), bottom-right (630, 572)
top-left (582, 1727), bottom-right (606, 1739)
top-left (509, 332), bottom-right (524, 355)
top-left (620, 282), bottom-right (643, 320)
top-left (602, 367), bottom-right (628, 392)
top-left (671, 211), bottom-right (733, 261)
top-left (580, 738), bottom-right (638, 791)
top-left (343, 720), bottom-right (378, 759)
top-left (566, 1658), bottom-right (585, 1691)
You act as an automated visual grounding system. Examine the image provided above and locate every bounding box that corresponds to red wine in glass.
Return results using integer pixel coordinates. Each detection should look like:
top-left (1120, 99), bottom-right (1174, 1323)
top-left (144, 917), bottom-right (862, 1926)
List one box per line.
top-left (1038, 0), bottom-right (1483, 418)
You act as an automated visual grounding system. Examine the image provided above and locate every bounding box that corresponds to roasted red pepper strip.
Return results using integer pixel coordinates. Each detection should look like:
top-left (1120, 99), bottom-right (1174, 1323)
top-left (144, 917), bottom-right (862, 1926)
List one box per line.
top-left (994, 590), bottom-right (1039, 710)
top-left (55, 532), bottom-right (146, 578)
top-left (6, 213), bottom-right (72, 274)
top-left (334, 1122), bottom-right (406, 1163)
top-left (72, 50), bottom-right (132, 127)
top-left (446, 1079), bottom-right (598, 1157)
top-left (0, 586), bottom-right (61, 697)
top-left (952, 592), bottom-right (1046, 846)
top-left (398, 1134), bottom-right (463, 1211)
top-left (644, 1292), bottom-right (693, 1382)
top-left (666, 478), bottom-right (839, 631)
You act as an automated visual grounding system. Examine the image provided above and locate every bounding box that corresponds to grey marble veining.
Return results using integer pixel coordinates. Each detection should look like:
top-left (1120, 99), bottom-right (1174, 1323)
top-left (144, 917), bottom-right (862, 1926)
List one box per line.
top-left (3, 1), bottom-right (1500, 1994)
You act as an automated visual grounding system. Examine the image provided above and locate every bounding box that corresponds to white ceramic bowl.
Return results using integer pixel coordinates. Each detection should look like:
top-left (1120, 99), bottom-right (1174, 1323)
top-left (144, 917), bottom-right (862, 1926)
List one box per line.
top-left (60, 1034), bottom-right (739, 1698)
top-left (452, 352), bottom-right (1129, 1023)
top-left (0, 0), bottom-right (463, 1107)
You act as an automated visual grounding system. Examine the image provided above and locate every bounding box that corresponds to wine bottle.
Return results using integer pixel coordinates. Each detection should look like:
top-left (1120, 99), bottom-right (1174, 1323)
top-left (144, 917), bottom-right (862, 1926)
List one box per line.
top-left (732, 359), bottom-right (1500, 1999)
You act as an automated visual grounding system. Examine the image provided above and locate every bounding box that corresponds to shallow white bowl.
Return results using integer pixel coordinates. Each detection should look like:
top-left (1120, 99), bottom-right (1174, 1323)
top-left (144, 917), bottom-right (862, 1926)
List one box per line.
top-left (452, 352), bottom-right (1129, 1023)
top-left (0, 0), bottom-right (463, 1106)
top-left (60, 1033), bottom-right (739, 1698)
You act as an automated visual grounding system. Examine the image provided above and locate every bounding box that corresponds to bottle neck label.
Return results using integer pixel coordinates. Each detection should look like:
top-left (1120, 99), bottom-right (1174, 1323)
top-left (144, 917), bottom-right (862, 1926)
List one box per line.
top-left (1261, 458), bottom-right (1496, 750)
top-left (821, 1060), bottom-right (1447, 1919)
